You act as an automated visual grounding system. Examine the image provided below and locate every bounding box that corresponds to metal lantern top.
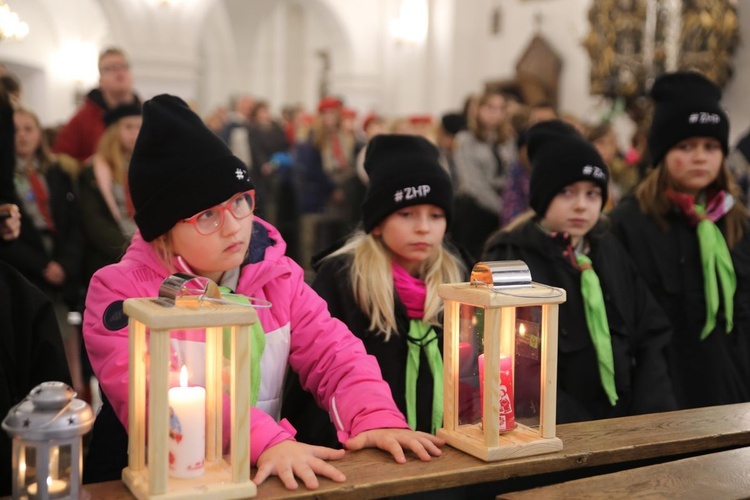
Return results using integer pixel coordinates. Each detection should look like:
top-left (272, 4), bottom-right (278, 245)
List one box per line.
top-left (470, 260), bottom-right (532, 290)
top-left (439, 261), bottom-right (565, 308)
top-left (2, 382), bottom-right (94, 441)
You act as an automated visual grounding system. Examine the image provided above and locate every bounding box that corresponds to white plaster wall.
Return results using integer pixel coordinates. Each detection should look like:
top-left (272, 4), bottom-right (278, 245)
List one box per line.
top-left (449, 0), bottom-right (604, 120)
top-left (0, 0), bottom-right (108, 125)
top-left (5, 0), bottom-right (750, 145)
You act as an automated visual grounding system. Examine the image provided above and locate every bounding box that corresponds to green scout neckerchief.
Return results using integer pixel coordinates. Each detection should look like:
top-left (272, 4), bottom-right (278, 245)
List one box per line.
top-left (219, 286), bottom-right (266, 406)
top-left (405, 320), bottom-right (443, 433)
top-left (694, 204), bottom-right (736, 339)
top-left (576, 253), bottom-right (618, 407)
top-left (665, 189), bottom-right (736, 339)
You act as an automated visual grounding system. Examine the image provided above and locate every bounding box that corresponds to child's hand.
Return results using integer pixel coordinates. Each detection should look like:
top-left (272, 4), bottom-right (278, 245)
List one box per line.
top-left (0, 203), bottom-right (20, 241)
top-left (254, 440), bottom-right (346, 490)
top-left (344, 428), bottom-right (444, 463)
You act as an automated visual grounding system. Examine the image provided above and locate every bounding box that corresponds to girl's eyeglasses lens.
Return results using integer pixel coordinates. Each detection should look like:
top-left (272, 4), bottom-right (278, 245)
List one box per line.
top-left (185, 191), bottom-right (255, 235)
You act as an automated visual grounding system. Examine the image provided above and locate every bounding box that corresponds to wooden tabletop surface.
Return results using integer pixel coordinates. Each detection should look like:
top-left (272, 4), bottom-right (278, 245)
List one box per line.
top-left (498, 446), bottom-right (750, 499)
top-left (82, 403), bottom-right (750, 499)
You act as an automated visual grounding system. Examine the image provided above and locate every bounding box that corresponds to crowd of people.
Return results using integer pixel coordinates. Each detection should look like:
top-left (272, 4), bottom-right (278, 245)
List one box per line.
top-left (1, 45), bottom-right (750, 495)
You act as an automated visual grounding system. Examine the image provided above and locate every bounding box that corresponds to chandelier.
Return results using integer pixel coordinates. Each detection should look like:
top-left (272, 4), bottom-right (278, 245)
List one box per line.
top-left (0, 1), bottom-right (29, 41)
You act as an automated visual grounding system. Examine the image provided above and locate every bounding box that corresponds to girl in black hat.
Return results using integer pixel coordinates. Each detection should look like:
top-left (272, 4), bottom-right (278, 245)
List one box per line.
top-left (482, 119), bottom-right (676, 424)
top-left (283, 134), bottom-right (467, 447)
top-left (609, 71), bottom-right (750, 409)
top-left (82, 96), bottom-right (444, 490)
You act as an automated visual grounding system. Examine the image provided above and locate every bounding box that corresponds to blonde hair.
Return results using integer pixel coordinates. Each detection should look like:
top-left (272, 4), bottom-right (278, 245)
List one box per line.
top-left (635, 160), bottom-right (748, 248)
top-left (151, 233), bottom-right (177, 273)
top-left (95, 123), bottom-right (129, 185)
top-left (327, 230), bottom-right (464, 340)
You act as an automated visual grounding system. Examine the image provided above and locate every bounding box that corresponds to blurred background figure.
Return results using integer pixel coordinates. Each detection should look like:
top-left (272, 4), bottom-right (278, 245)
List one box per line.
top-left (53, 47), bottom-right (139, 164)
top-left (77, 103), bottom-right (142, 284)
top-left (0, 106), bottom-right (83, 398)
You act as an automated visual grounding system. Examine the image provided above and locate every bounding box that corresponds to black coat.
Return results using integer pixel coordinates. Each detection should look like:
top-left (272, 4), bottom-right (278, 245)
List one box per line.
top-left (609, 196), bottom-right (750, 408)
top-left (482, 219), bottom-right (677, 424)
top-left (0, 163), bottom-right (82, 309)
top-left (76, 165), bottom-right (130, 283)
top-left (0, 260), bottom-right (72, 495)
top-left (281, 253), bottom-right (445, 447)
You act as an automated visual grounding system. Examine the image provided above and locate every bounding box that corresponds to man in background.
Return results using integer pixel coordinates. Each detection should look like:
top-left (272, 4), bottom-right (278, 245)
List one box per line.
top-left (53, 47), bottom-right (140, 163)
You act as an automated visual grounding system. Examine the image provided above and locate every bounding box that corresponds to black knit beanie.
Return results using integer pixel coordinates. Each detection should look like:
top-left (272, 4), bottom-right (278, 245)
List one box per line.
top-left (362, 134), bottom-right (453, 233)
top-left (129, 94), bottom-right (253, 241)
top-left (104, 102), bottom-right (142, 127)
top-left (648, 71), bottom-right (729, 167)
top-left (528, 120), bottom-right (609, 217)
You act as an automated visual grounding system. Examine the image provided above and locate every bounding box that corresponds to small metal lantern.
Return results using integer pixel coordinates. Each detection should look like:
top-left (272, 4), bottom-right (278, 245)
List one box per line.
top-left (2, 381), bottom-right (94, 499)
top-left (122, 274), bottom-right (258, 499)
top-left (437, 261), bottom-right (566, 461)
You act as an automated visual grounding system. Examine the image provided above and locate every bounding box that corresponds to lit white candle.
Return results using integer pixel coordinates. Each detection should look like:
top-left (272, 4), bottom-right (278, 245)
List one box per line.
top-left (168, 365), bottom-right (206, 478)
top-left (27, 476), bottom-right (67, 495)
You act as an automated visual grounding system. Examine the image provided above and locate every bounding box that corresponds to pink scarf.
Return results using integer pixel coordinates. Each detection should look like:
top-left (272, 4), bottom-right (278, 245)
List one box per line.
top-left (392, 261), bottom-right (426, 319)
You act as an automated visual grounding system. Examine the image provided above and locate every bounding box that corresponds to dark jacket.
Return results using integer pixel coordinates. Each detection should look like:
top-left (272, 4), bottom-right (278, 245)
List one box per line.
top-left (482, 219), bottom-right (676, 424)
top-left (282, 252), bottom-right (448, 447)
top-left (609, 195), bottom-right (750, 408)
top-left (0, 261), bottom-right (72, 495)
top-left (0, 162), bottom-right (82, 308)
top-left (77, 165), bottom-right (130, 283)
top-left (293, 141), bottom-right (335, 215)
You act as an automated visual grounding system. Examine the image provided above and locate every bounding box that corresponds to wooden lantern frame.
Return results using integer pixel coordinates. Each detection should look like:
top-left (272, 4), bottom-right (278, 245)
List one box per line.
top-left (122, 298), bottom-right (258, 499)
top-left (437, 262), bottom-right (566, 462)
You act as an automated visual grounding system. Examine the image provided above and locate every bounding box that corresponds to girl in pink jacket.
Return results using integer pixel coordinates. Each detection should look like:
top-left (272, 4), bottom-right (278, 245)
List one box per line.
top-left (82, 94), bottom-right (442, 490)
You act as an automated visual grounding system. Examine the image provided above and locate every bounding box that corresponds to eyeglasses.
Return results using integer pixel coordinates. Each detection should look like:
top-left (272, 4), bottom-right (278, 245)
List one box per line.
top-left (100, 62), bottom-right (130, 73)
top-left (182, 190), bottom-right (255, 235)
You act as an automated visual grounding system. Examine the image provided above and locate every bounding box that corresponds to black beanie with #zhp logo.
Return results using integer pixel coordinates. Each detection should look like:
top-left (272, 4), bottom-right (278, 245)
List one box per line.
top-left (361, 134), bottom-right (454, 233)
top-left (527, 119), bottom-right (609, 217)
top-left (648, 71), bottom-right (729, 168)
top-left (128, 94), bottom-right (254, 242)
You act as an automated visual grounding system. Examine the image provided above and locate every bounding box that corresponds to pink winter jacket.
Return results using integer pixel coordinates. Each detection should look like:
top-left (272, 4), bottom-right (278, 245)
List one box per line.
top-left (83, 218), bottom-right (409, 464)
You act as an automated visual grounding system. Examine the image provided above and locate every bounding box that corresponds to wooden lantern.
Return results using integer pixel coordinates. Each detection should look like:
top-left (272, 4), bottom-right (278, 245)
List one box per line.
top-left (121, 277), bottom-right (258, 499)
top-left (437, 261), bottom-right (566, 462)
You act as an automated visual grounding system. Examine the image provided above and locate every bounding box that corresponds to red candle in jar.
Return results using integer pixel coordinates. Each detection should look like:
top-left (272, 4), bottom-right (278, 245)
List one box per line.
top-left (478, 354), bottom-right (515, 431)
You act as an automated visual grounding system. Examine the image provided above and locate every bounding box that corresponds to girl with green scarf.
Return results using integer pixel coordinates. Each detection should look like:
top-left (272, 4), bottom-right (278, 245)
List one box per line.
top-left (282, 134), bottom-right (467, 447)
top-left (610, 71), bottom-right (750, 409)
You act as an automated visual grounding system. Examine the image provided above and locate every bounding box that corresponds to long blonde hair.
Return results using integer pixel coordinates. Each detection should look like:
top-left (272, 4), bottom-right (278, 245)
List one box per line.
top-left (327, 230), bottom-right (464, 340)
top-left (635, 160), bottom-right (748, 248)
top-left (96, 124), bottom-right (129, 184)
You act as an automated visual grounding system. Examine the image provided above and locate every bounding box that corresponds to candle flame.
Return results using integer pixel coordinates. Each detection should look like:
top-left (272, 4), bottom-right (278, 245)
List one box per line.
top-left (180, 365), bottom-right (188, 388)
top-left (519, 323), bottom-right (526, 336)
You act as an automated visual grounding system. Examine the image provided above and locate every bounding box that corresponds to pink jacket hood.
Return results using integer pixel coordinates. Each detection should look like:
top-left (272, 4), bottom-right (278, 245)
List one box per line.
top-left (84, 218), bottom-right (408, 464)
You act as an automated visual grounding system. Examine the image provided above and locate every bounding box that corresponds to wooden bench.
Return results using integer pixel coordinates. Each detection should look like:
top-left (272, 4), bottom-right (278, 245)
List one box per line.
top-left (82, 403), bottom-right (750, 499)
top-left (498, 446), bottom-right (750, 499)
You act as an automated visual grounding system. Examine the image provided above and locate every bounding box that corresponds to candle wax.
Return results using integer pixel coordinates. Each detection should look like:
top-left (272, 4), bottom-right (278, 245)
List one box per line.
top-left (27, 477), bottom-right (67, 495)
top-left (478, 354), bottom-right (515, 431)
top-left (168, 367), bottom-right (206, 478)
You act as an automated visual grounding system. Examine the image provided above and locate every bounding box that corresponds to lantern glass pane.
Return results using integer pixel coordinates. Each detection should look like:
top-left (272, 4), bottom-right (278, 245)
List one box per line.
top-left (23, 444), bottom-right (71, 498)
top-left (457, 304), bottom-right (483, 426)
top-left (515, 306), bottom-right (542, 428)
top-left (22, 444), bottom-right (35, 488)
